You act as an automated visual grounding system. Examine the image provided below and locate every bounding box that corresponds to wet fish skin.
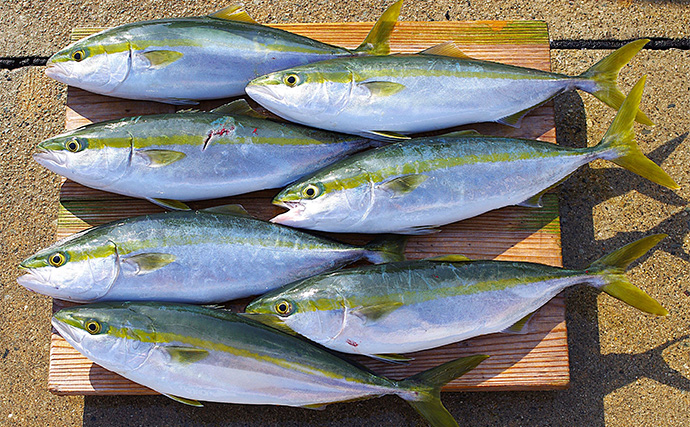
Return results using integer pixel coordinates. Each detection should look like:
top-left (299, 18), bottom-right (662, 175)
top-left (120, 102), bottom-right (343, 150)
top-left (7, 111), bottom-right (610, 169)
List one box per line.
top-left (17, 208), bottom-right (405, 303)
top-left (246, 39), bottom-right (653, 137)
top-left (245, 235), bottom-right (668, 357)
top-left (45, 2), bottom-right (402, 104)
top-left (52, 301), bottom-right (487, 427)
top-left (34, 101), bottom-right (375, 203)
top-left (269, 76), bottom-right (677, 234)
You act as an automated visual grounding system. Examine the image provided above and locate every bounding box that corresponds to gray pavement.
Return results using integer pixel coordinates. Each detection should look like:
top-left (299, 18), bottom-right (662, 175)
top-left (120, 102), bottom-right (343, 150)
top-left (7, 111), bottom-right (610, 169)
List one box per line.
top-left (1, 1), bottom-right (689, 425)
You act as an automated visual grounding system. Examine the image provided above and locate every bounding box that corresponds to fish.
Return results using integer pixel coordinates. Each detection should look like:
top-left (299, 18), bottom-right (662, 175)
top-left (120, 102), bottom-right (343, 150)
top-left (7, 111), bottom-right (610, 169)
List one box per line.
top-left (52, 301), bottom-right (487, 426)
top-left (268, 76), bottom-right (678, 235)
top-left (34, 100), bottom-right (378, 210)
top-left (17, 205), bottom-right (406, 303)
top-left (45, 2), bottom-right (402, 104)
top-left (245, 234), bottom-right (668, 360)
top-left (246, 39), bottom-right (654, 139)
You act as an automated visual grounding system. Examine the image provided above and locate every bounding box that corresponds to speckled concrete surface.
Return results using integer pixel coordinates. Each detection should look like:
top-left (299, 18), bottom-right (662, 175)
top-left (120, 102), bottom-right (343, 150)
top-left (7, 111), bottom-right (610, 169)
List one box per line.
top-left (1, 1), bottom-right (689, 426)
top-left (2, 1), bottom-right (689, 56)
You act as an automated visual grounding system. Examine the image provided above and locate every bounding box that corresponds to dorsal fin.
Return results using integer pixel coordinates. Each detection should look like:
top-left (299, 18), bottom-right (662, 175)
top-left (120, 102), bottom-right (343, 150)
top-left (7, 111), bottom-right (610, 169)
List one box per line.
top-left (201, 204), bottom-right (252, 217)
top-left (353, 0), bottom-right (402, 55)
top-left (209, 5), bottom-right (257, 24)
top-left (419, 42), bottom-right (474, 59)
top-left (211, 99), bottom-right (265, 118)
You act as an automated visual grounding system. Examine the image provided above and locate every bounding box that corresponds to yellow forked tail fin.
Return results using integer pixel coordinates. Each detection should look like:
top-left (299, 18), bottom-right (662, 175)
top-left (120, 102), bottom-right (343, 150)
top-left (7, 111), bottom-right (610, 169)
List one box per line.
top-left (587, 234), bottom-right (668, 316)
top-left (595, 76), bottom-right (679, 189)
top-left (579, 39), bottom-right (653, 125)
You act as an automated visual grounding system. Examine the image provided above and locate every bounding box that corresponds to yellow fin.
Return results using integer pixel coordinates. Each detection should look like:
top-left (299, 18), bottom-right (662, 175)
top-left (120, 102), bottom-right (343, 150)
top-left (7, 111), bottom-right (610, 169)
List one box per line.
top-left (359, 81), bottom-right (406, 97)
top-left (209, 4), bottom-right (257, 23)
top-left (201, 204), bottom-right (251, 217)
top-left (211, 99), bottom-right (264, 118)
top-left (419, 41), bottom-right (474, 59)
top-left (368, 130), bottom-right (411, 141)
top-left (123, 253), bottom-right (176, 274)
top-left (138, 149), bottom-right (186, 168)
top-left (378, 174), bottom-right (428, 197)
top-left (370, 353), bottom-right (413, 364)
top-left (352, 302), bottom-right (403, 323)
top-left (140, 50), bottom-right (184, 68)
top-left (502, 311), bottom-right (537, 333)
top-left (164, 346), bottom-right (210, 364)
top-left (353, 0), bottom-right (402, 55)
top-left (148, 198), bottom-right (191, 211)
top-left (162, 393), bottom-right (204, 407)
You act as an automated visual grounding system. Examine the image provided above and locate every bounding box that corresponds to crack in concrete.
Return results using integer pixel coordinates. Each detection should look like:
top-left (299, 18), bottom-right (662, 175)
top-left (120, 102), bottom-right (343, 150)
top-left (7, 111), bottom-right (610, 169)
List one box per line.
top-left (1, 38), bottom-right (687, 70)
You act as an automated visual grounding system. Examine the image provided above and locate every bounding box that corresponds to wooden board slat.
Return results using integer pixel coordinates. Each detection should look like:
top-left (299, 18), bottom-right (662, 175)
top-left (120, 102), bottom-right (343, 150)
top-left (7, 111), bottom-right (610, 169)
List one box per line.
top-left (49, 20), bottom-right (569, 395)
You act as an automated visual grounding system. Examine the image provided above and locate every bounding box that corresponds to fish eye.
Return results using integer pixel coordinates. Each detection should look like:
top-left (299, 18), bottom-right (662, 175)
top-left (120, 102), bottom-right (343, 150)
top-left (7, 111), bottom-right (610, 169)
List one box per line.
top-left (48, 252), bottom-right (66, 267)
top-left (72, 49), bottom-right (86, 62)
top-left (85, 320), bottom-right (102, 335)
top-left (302, 184), bottom-right (321, 199)
top-left (66, 138), bottom-right (82, 153)
top-left (274, 300), bottom-right (293, 316)
top-left (283, 73), bottom-right (300, 87)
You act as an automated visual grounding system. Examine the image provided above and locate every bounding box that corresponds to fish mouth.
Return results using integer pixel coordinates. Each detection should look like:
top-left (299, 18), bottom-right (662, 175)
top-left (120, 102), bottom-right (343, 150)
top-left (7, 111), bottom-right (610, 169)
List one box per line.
top-left (245, 82), bottom-right (283, 104)
top-left (44, 61), bottom-right (68, 82)
top-left (33, 149), bottom-right (64, 168)
top-left (269, 200), bottom-right (306, 225)
top-left (51, 316), bottom-right (85, 346)
top-left (16, 270), bottom-right (61, 297)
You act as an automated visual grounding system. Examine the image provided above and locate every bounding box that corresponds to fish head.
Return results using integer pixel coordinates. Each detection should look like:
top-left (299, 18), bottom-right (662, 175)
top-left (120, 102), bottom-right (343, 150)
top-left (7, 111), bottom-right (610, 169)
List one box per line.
top-left (245, 274), bottom-right (347, 343)
top-left (246, 62), bottom-right (353, 125)
top-left (52, 302), bottom-right (157, 373)
top-left (18, 232), bottom-right (120, 302)
top-left (46, 29), bottom-right (131, 94)
top-left (34, 122), bottom-right (132, 187)
top-left (270, 164), bottom-right (373, 231)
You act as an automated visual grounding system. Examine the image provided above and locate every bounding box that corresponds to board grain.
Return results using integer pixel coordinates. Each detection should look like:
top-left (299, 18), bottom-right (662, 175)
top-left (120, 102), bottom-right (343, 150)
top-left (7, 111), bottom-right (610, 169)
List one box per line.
top-left (48, 20), bottom-right (570, 395)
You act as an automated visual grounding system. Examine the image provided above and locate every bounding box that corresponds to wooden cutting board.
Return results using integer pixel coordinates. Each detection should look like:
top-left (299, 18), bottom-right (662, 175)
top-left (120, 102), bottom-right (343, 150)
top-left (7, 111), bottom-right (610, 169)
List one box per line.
top-left (48, 20), bottom-right (569, 395)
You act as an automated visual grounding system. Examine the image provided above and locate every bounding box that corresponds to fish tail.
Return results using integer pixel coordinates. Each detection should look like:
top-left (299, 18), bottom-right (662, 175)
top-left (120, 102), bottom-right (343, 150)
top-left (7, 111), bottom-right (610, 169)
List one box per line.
top-left (585, 234), bottom-right (668, 316)
top-left (396, 355), bottom-right (488, 427)
top-left (578, 39), bottom-right (653, 125)
top-left (353, 0), bottom-right (403, 55)
top-left (593, 76), bottom-right (679, 189)
top-left (363, 235), bottom-right (407, 264)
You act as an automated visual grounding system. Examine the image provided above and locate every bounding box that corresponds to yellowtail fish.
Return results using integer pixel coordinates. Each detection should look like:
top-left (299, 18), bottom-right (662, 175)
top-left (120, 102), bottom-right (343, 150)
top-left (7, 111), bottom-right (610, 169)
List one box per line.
top-left (53, 302), bottom-right (488, 427)
top-left (246, 39), bottom-right (653, 138)
top-left (245, 235), bottom-right (668, 361)
top-left (45, 2), bottom-right (402, 104)
top-left (34, 100), bottom-right (378, 210)
top-left (269, 76), bottom-right (677, 235)
top-left (18, 206), bottom-right (405, 303)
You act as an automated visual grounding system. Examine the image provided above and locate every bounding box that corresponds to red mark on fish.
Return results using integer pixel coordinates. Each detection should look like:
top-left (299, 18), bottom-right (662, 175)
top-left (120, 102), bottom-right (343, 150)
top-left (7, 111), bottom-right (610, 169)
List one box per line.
top-left (202, 125), bottom-right (235, 150)
top-left (346, 339), bottom-right (359, 347)
top-left (252, 128), bottom-right (258, 135)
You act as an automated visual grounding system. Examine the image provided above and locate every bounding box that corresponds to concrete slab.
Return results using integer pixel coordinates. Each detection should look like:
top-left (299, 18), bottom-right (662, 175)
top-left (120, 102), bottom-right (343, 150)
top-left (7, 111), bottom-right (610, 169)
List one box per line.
top-left (1, 1), bottom-right (689, 56)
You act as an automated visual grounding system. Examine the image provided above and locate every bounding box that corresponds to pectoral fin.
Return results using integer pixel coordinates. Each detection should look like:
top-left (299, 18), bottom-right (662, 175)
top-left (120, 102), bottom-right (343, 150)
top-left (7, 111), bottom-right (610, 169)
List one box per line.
top-left (162, 393), bottom-right (204, 407)
top-left (358, 81), bottom-right (406, 97)
top-left (209, 5), bottom-right (257, 23)
top-left (122, 253), bottom-right (176, 275)
top-left (438, 130), bottom-right (483, 138)
top-left (140, 50), bottom-right (184, 69)
top-left (164, 346), bottom-right (210, 364)
top-left (138, 149), bottom-right (186, 167)
top-left (378, 174), bottom-right (428, 197)
top-left (351, 302), bottom-right (403, 323)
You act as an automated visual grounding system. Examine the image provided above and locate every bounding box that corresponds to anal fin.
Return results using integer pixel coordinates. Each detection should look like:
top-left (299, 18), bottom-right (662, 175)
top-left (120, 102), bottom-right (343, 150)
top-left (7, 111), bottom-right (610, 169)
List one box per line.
top-left (162, 393), bottom-right (203, 407)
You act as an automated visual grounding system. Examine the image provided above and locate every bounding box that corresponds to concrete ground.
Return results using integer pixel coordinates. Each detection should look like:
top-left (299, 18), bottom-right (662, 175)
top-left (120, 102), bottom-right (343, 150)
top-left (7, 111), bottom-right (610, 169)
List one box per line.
top-left (1, 1), bottom-right (689, 425)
